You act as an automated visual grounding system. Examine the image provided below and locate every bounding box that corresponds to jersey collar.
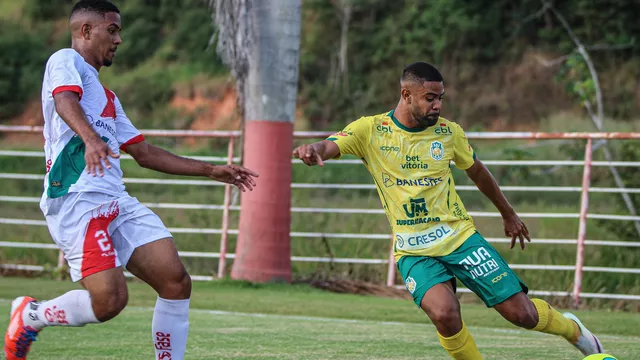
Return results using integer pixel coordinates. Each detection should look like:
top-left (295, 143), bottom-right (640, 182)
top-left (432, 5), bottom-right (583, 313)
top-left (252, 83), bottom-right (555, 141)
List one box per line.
top-left (388, 110), bottom-right (429, 133)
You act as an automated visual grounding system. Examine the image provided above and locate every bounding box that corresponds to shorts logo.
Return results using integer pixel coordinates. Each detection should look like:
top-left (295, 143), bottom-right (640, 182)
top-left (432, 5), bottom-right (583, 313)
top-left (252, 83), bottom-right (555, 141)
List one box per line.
top-left (458, 247), bottom-right (501, 280)
top-left (491, 272), bottom-right (509, 284)
top-left (396, 235), bottom-right (404, 248)
top-left (405, 276), bottom-right (416, 294)
top-left (430, 141), bottom-right (444, 161)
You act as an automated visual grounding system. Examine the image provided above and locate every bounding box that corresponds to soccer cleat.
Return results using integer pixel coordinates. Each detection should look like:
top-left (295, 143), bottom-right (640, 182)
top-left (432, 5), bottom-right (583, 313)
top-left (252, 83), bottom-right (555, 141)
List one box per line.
top-left (4, 297), bottom-right (40, 360)
top-left (563, 312), bottom-right (604, 356)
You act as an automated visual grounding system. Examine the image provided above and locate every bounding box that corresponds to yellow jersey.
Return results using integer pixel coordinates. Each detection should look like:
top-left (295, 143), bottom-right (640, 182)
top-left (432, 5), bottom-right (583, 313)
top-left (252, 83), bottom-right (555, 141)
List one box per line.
top-left (327, 110), bottom-right (478, 261)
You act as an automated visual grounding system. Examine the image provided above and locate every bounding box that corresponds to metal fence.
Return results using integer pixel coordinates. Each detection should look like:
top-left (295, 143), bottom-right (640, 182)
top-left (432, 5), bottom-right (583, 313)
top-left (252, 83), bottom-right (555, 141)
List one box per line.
top-left (0, 125), bottom-right (639, 306)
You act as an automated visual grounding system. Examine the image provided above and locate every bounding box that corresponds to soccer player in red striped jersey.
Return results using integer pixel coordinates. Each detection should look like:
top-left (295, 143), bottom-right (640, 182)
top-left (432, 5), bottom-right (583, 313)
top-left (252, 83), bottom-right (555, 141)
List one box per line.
top-left (3, 1), bottom-right (258, 359)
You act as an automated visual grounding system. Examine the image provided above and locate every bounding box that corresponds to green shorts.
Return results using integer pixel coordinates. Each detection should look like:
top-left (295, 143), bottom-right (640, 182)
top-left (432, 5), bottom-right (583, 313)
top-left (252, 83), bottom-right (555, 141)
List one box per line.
top-left (397, 232), bottom-right (528, 308)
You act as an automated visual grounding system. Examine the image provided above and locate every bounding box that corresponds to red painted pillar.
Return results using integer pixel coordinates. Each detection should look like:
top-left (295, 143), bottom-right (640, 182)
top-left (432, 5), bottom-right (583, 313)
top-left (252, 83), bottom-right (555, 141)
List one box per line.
top-left (230, 0), bottom-right (301, 283)
top-left (231, 121), bottom-right (293, 282)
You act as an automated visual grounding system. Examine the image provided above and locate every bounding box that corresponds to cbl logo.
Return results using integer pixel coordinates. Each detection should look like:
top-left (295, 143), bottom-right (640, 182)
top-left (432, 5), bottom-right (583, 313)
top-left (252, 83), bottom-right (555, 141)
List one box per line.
top-left (376, 121), bottom-right (393, 134)
top-left (435, 124), bottom-right (452, 135)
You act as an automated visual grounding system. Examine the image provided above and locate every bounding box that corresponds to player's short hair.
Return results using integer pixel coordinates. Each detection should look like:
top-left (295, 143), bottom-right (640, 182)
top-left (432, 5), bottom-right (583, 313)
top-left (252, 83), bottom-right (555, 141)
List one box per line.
top-left (401, 62), bottom-right (443, 84)
top-left (70, 0), bottom-right (120, 19)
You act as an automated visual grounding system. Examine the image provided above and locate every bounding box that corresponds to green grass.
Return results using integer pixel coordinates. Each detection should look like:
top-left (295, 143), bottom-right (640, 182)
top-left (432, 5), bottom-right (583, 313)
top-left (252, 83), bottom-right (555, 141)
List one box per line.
top-left (0, 278), bottom-right (638, 359)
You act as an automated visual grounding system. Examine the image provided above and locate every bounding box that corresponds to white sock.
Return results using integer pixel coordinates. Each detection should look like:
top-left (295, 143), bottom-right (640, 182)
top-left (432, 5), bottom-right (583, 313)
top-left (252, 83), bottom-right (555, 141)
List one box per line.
top-left (152, 297), bottom-right (190, 360)
top-left (24, 290), bottom-right (99, 330)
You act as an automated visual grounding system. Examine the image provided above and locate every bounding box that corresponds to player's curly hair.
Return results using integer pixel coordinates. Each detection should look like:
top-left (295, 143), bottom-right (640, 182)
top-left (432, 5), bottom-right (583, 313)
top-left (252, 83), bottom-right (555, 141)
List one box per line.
top-left (70, 0), bottom-right (120, 19)
top-left (401, 62), bottom-right (443, 84)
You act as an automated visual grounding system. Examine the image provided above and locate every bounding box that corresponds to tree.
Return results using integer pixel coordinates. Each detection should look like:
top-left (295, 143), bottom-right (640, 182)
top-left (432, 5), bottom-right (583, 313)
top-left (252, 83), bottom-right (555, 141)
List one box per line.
top-left (213, 0), bottom-right (302, 282)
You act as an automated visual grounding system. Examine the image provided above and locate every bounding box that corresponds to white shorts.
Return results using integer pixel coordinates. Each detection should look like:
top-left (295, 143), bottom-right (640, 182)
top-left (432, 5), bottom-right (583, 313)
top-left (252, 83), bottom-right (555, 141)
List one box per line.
top-left (43, 192), bottom-right (173, 282)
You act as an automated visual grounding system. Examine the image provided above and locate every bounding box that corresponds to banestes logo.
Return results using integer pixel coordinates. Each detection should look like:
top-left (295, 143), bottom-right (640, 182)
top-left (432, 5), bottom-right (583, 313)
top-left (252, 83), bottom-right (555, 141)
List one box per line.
top-left (382, 173), bottom-right (395, 187)
top-left (396, 176), bottom-right (442, 187)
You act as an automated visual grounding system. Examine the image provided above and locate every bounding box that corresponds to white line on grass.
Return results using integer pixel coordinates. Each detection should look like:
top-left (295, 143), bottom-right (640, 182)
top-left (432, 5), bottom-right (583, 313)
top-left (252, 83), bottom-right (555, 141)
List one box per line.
top-left (124, 306), bottom-right (639, 342)
top-left (0, 299), bottom-right (637, 342)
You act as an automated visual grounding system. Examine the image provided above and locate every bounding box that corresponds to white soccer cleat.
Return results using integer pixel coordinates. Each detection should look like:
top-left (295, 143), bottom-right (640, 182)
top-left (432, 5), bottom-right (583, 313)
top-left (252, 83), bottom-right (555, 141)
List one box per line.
top-left (563, 312), bottom-right (604, 355)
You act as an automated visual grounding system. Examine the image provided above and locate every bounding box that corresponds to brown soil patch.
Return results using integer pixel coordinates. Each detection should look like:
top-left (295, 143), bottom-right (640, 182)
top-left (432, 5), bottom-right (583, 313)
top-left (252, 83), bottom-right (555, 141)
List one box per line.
top-left (305, 278), bottom-right (411, 300)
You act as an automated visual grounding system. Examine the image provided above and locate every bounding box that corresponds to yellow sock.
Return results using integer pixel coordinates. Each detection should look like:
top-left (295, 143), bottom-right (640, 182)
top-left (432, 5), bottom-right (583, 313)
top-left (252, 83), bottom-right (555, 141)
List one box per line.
top-left (437, 321), bottom-right (483, 360)
top-left (531, 298), bottom-right (580, 343)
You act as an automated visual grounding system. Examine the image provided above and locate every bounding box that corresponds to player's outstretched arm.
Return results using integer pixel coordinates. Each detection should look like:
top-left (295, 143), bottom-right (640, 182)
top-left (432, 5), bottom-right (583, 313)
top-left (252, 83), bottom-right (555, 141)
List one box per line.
top-left (465, 158), bottom-right (531, 249)
top-left (292, 140), bottom-right (340, 167)
top-left (54, 92), bottom-right (120, 177)
top-left (125, 141), bottom-right (258, 192)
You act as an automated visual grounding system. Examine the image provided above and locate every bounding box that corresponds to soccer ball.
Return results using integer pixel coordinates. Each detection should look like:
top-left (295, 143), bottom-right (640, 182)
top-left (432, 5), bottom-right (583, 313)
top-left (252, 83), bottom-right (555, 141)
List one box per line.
top-left (582, 355), bottom-right (617, 360)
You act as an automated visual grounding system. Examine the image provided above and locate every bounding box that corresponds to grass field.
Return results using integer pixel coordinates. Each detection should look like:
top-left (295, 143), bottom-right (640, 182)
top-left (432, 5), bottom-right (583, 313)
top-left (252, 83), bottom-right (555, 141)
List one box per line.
top-left (0, 277), bottom-right (638, 359)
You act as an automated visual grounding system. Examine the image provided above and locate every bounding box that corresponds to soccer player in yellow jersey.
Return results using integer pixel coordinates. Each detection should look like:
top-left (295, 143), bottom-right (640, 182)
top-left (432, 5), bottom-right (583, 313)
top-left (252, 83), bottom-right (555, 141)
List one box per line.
top-left (293, 62), bottom-right (605, 359)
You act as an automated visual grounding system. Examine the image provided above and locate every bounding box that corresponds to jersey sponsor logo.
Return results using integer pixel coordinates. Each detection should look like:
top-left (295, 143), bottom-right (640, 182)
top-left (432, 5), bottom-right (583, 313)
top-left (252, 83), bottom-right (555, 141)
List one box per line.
top-left (452, 202), bottom-right (470, 221)
top-left (380, 145), bottom-right (400, 152)
top-left (376, 121), bottom-right (393, 134)
top-left (434, 124), bottom-right (452, 135)
top-left (395, 224), bottom-right (454, 250)
top-left (405, 276), bottom-right (416, 294)
top-left (94, 119), bottom-right (116, 138)
top-left (458, 247), bottom-right (501, 280)
top-left (430, 141), bottom-right (444, 160)
top-left (382, 173), bottom-right (395, 187)
top-left (403, 198), bottom-right (428, 218)
top-left (396, 176), bottom-right (442, 187)
top-left (396, 217), bottom-right (440, 226)
top-left (402, 155), bottom-right (428, 170)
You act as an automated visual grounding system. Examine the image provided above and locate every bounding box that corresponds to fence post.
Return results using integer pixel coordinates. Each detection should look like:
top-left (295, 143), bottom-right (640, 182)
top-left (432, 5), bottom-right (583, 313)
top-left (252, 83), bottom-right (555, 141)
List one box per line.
top-left (573, 138), bottom-right (593, 309)
top-left (56, 250), bottom-right (65, 269)
top-left (217, 137), bottom-right (235, 279)
top-left (386, 235), bottom-right (396, 287)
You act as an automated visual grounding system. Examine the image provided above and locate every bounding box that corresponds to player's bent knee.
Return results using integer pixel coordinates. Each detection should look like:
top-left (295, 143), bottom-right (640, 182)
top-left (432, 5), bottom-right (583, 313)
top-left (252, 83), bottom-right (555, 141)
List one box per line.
top-left (426, 304), bottom-right (462, 331)
top-left (81, 268), bottom-right (129, 322)
top-left (499, 303), bottom-right (538, 329)
top-left (158, 268), bottom-right (191, 300)
top-left (91, 286), bottom-right (128, 322)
